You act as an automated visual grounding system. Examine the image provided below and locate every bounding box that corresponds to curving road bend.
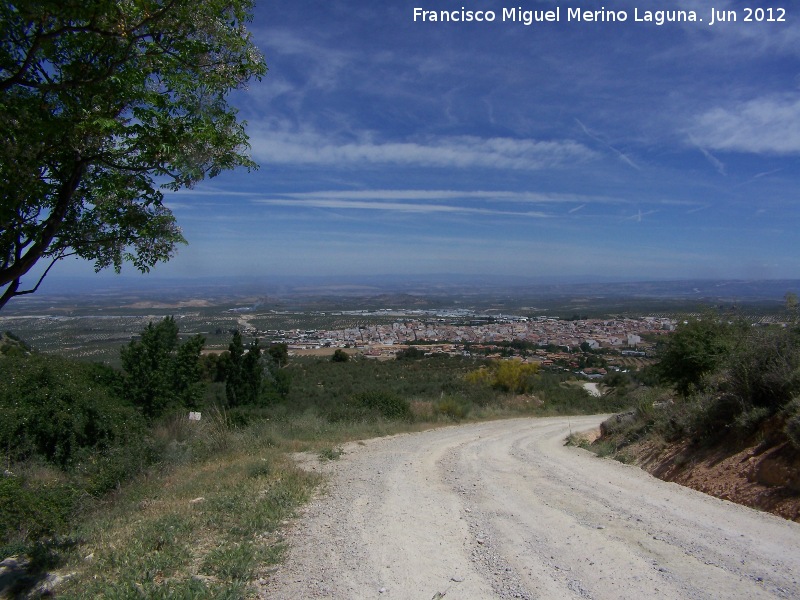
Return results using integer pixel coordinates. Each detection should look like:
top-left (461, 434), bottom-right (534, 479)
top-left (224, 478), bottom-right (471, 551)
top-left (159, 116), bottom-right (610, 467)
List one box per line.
top-left (263, 416), bottom-right (800, 599)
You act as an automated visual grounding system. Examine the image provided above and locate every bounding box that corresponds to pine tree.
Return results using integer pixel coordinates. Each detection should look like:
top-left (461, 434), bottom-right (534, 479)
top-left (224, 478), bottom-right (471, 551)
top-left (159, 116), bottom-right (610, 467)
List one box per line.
top-left (120, 317), bottom-right (204, 418)
top-left (225, 330), bottom-right (245, 407)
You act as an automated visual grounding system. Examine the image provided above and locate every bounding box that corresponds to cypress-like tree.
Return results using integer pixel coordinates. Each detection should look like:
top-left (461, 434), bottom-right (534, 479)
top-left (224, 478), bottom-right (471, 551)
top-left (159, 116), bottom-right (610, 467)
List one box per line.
top-left (225, 330), bottom-right (245, 407)
top-left (121, 317), bottom-right (204, 418)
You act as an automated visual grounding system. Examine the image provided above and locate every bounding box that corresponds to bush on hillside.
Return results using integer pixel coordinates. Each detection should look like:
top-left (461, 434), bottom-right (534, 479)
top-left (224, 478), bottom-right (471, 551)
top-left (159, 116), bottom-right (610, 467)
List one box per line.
top-left (331, 349), bottom-right (350, 363)
top-left (785, 398), bottom-right (800, 451)
top-left (466, 360), bottom-right (540, 394)
top-left (722, 327), bottom-right (800, 411)
top-left (0, 354), bottom-right (152, 551)
top-left (0, 331), bottom-right (31, 357)
top-left (0, 476), bottom-right (80, 551)
top-left (326, 390), bottom-right (412, 423)
top-left (0, 354), bottom-right (146, 468)
top-left (395, 346), bottom-right (425, 360)
top-left (654, 318), bottom-right (736, 396)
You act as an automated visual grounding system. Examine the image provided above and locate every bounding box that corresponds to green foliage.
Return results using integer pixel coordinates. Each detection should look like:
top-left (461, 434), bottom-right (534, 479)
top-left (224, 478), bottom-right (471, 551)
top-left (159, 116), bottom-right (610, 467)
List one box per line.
top-left (655, 318), bottom-right (735, 395)
top-left (267, 343), bottom-right (289, 368)
top-left (722, 327), bottom-right (800, 411)
top-left (0, 331), bottom-right (31, 356)
top-left (0, 476), bottom-right (79, 552)
top-left (786, 292), bottom-right (799, 323)
top-left (331, 348), bottom-right (350, 362)
top-left (0, 352), bottom-right (153, 551)
top-left (673, 326), bottom-right (800, 442)
top-left (603, 370), bottom-right (631, 389)
top-left (120, 317), bottom-right (205, 419)
top-left (200, 351), bottom-right (230, 383)
top-left (785, 398), bottom-right (800, 451)
top-left (356, 390), bottom-right (413, 421)
top-left (241, 339), bottom-right (264, 404)
top-left (280, 355), bottom-right (617, 423)
top-left (0, 0), bottom-right (266, 309)
top-left (0, 354), bottom-right (146, 468)
top-left (328, 390), bottom-right (413, 423)
top-left (466, 360), bottom-right (540, 394)
top-left (285, 355), bottom-right (483, 414)
top-left (396, 346), bottom-right (425, 360)
top-left (225, 333), bottom-right (277, 407)
top-left (597, 324), bottom-right (800, 454)
top-left (225, 330), bottom-right (246, 406)
top-left (434, 395), bottom-right (471, 420)
top-left (267, 368), bottom-right (293, 402)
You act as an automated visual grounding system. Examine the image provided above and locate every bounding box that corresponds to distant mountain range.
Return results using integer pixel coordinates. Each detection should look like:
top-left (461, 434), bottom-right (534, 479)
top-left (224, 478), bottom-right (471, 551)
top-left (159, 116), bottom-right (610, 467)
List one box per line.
top-left (6, 274), bottom-right (792, 315)
top-left (37, 274), bottom-right (798, 301)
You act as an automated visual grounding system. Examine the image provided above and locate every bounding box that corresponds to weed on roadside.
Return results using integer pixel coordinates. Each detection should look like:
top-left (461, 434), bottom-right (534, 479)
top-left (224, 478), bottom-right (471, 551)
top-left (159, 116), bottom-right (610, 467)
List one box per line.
top-left (318, 447), bottom-right (344, 461)
top-left (54, 446), bottom-right (319, 599)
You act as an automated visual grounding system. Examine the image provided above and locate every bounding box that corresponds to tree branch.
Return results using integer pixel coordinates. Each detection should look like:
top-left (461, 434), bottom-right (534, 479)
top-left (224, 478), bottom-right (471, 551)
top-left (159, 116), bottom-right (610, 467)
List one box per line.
top-left (0, 160), bottom-right (85, 288)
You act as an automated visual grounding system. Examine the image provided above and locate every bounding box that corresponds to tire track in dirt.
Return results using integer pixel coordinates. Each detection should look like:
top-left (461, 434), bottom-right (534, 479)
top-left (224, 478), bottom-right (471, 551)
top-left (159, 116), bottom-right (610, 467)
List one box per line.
top-left (263, 416), bottom-right (800, 599)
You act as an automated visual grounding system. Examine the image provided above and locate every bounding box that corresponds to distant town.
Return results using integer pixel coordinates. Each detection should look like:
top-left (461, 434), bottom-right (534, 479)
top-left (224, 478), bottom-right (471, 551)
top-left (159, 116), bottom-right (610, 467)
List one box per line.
top-left (233, 311), bottom-right (679, 376)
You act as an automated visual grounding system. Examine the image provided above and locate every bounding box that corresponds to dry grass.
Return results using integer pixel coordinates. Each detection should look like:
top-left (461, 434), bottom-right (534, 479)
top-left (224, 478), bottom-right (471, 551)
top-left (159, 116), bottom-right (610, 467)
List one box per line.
top-left (55, 433), bottom-right (320, 598)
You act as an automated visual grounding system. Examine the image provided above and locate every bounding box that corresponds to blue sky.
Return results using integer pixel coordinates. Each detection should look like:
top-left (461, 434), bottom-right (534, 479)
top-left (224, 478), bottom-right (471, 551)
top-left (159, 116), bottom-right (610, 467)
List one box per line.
top-left (68, 0), bottom-right (800, 284)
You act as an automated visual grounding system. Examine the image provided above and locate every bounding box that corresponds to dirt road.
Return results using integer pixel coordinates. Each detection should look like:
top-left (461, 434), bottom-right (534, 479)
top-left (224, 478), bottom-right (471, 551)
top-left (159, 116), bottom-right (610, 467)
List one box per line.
top-left (263, 416), bottom-right (800, 599)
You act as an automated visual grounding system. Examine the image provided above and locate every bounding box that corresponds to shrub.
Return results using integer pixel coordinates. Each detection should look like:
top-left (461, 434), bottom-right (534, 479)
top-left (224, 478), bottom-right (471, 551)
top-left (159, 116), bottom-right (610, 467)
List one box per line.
top-left (732, 406), bottom-right (773, 438)
top-left (784, 397), bottom-right (800, 451)
top-left (355, 390), bottom-right (413, 421)
top-left (331, 349), bottom-right (350, 363)
top-left (0, 354), bottom-right (157, 551)
top-left (723, 328), bottom-right (800, 412)
top-left (603, 370), bottom-right (631, 390)
top-left (655, 318), bottom-right (735, 396)
top-left (396, 346), bottom-right (425, 361)
top-left (434, 395), bottom-right (470, 420)
top-left (0, 354), bottom-right (146, 468)
top-left (466, 360), bottom-right (540, 394)
top-left (0, 331), bottom-right (31, 356)
top-left (327, 390), bottom-right (412, 422)
top-left (0, 476), bottom-right (79, 552)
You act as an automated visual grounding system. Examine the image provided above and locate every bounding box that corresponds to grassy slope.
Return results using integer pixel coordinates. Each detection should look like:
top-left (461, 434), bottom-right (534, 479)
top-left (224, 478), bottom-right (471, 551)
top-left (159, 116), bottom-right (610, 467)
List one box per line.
top-left (3, 354), bottom-right (630, 598)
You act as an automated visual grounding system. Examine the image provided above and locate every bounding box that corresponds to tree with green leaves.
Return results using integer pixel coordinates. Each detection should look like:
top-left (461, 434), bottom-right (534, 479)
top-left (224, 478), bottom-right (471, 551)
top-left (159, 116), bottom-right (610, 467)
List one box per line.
top-left (0, 0), bottom-right (266, 309)
top-left (240, 337), bottom-right (262, 405)
top-left (267, 342), bottom-right (289, 368)
top-left (225, 329), bottom-right (245, 406)
top-left (786, 292), bottom-right (799, 324)
top-left (331, 348), bottom-right (350, 363)
top-left (224, 331), bottom-right (266, 406)
top-left (120, 316), bottom-right (205, 418)
top-left (395, 346), bottom-right (424, 361)
top-left (654, 318), bottom-right (734, 396)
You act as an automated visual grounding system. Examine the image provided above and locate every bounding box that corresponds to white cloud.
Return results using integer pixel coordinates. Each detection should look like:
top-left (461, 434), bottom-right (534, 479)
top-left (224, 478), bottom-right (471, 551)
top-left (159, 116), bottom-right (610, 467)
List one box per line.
top-left (575, 119), bottom-right (640, 170)
top-left (692, 96), bottom-right (800, 155)
top-left (279, 189), bottom-right (620, 204)
top-left (251, 197), bottom-right (550, 218)
top-left (689, 137), bottom-right (726, 175)
top-left (247, 125), bottom-right (596, 170)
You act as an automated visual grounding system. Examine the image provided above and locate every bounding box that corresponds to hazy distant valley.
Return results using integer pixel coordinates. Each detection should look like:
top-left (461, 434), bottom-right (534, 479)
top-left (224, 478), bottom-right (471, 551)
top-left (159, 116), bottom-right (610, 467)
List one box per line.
top-left (2, 277), bottom-right (796, 363)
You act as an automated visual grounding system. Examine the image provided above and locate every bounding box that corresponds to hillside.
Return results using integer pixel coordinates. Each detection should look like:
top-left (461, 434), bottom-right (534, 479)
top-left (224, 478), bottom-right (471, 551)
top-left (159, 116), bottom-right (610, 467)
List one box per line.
top-left (596, 416), bottom-right (800, 522)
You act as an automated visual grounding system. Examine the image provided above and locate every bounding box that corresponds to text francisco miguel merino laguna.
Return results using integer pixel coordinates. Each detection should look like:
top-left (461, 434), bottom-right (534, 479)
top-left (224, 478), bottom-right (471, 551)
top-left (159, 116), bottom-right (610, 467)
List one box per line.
top-left (412, 6), bottom-right (787, 27)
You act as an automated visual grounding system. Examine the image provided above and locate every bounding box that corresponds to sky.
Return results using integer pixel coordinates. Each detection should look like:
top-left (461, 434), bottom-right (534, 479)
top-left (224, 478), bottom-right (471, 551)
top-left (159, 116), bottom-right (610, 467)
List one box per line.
top-left (60, 0), bottom-right (800, 285)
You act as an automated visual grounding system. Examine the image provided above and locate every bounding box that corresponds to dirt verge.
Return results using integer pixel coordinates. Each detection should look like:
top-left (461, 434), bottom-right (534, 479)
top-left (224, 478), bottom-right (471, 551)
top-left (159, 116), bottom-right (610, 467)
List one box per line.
top-left (626, 435), bottom-right (800, 522)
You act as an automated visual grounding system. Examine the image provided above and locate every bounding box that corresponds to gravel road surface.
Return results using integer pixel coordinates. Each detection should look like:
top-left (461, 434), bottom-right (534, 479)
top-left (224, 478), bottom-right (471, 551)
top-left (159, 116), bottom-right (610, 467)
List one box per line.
top-left (263, 416), bottom-right (800, 599)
